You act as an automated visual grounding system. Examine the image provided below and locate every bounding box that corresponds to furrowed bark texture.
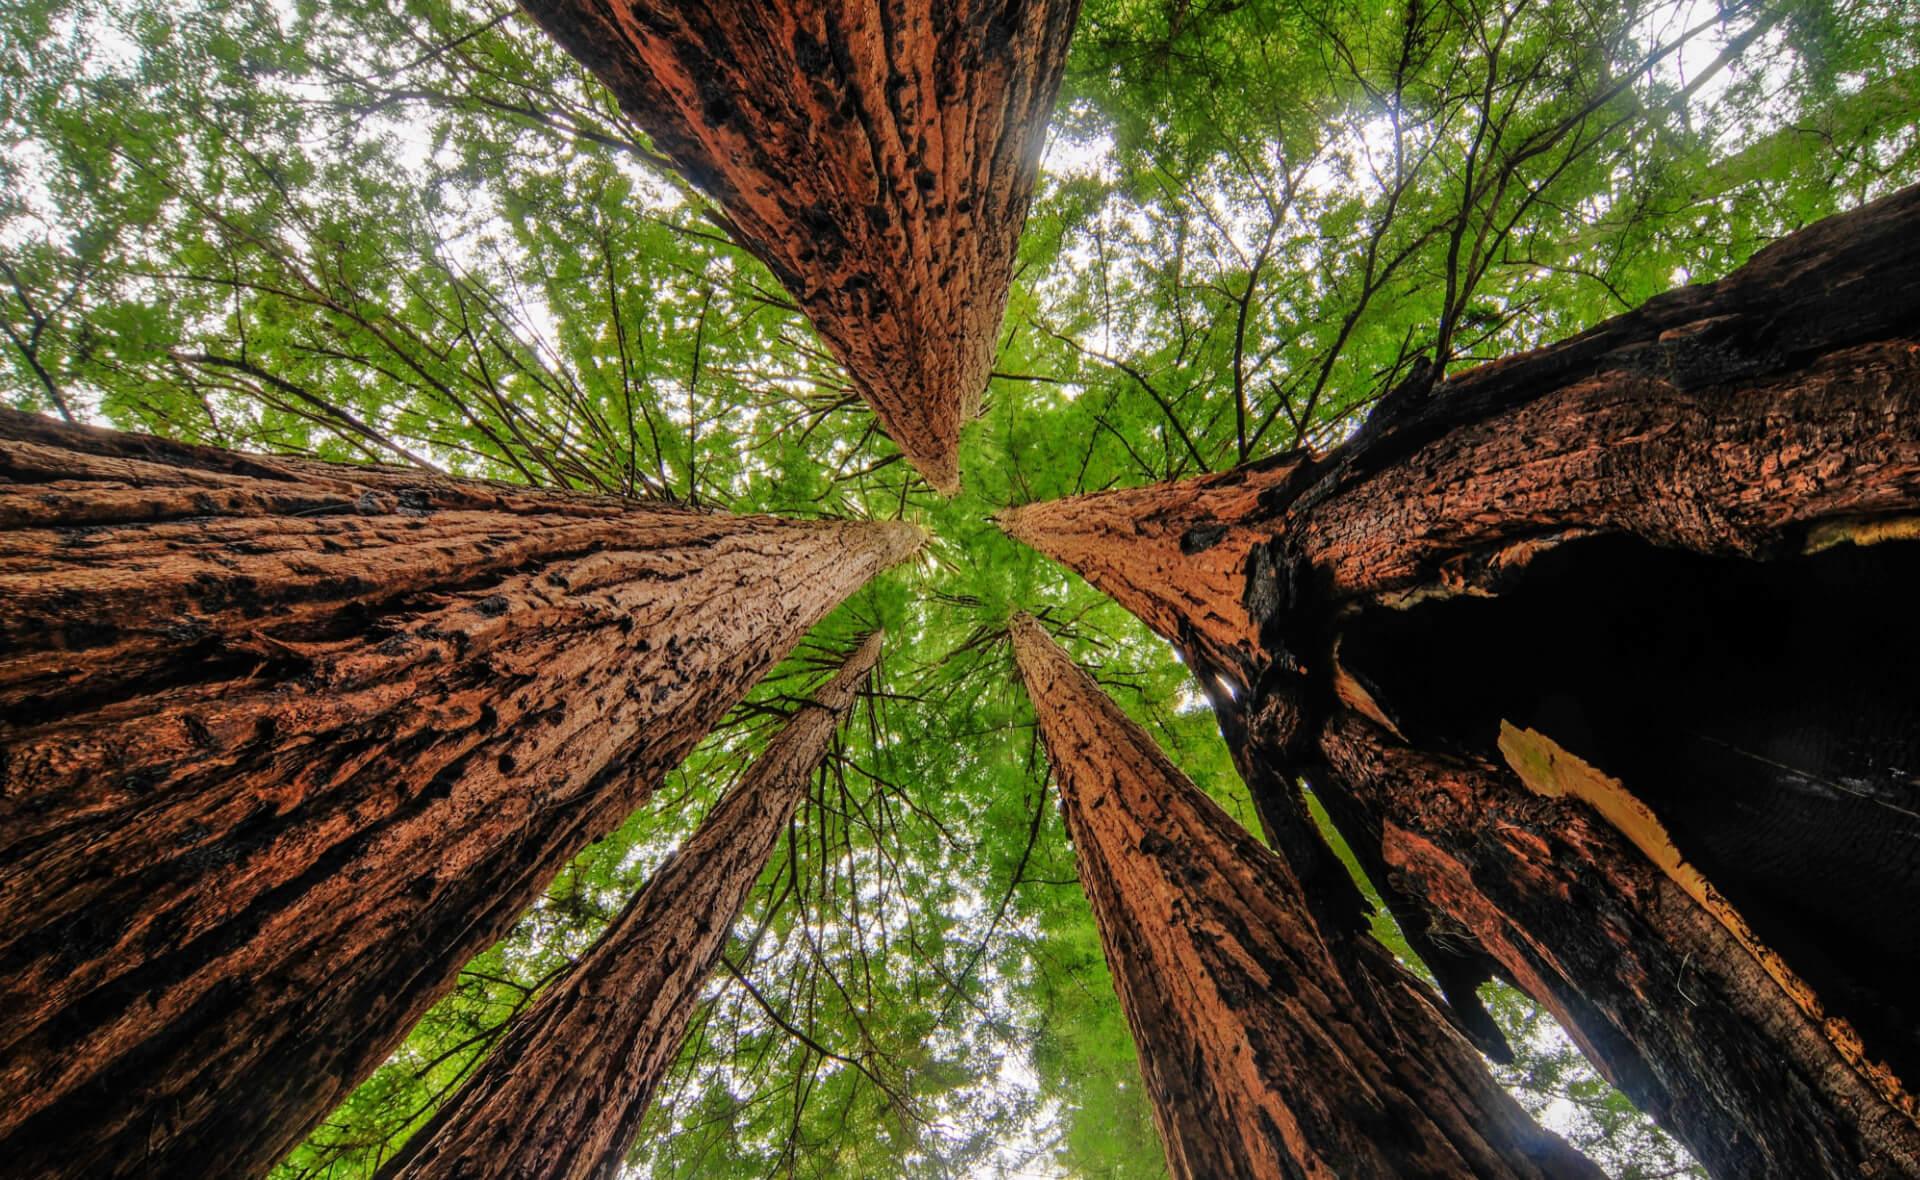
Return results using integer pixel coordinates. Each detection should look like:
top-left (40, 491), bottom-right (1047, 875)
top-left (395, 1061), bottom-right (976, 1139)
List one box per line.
top-left (0, 410), bottom-right (923, 1178)
top-left (999, 183), bottom-right (1920, 1178)
top-left (517, 0), bottom-right (1081, 494)
top-left (997, 457), bottom-right (1514, 1058)
top-left (378, 630), bottom-right (883, 1180)
top-left (1009, 614), bottom-right (1599, 1180)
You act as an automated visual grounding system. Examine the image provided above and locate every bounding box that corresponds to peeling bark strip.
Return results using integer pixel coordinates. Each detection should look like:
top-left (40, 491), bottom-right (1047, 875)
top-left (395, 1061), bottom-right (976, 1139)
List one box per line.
top-left (0, 409), bottom-right (923, 1179)
top-left (998, 184), bottom-right (1920, 1179)
top-left (378, 631), bottom-right (884, 1180)
top-left (516, 0), bottom-right (1081, 494)
top-left (1008, 614), bottom-right (1598, 1180)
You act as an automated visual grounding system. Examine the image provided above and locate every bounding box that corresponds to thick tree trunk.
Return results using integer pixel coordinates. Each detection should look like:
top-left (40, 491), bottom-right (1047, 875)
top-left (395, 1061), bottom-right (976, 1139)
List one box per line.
top-left (375, 630), bottom-right (883, 1180)
top-left (998, 184), bottom-right (1920, 1178)
top-left (516, 0), bottom-right (1081, 494)
top-left (0, 410), bottom-right (922, 1179)
top-left (998, 456), bottom-right (1515, 1058)
top-left (1009, 613), bottom-right (1599, 1180)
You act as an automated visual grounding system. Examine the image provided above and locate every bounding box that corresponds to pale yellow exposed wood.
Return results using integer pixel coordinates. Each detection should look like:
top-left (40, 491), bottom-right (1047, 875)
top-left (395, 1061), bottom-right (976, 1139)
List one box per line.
top-left (1498, 722), bottom-right (1918, 1123)
top-left (1803, 514), bottom-right (1920, 553)
top-left (1330, 641), bottom-right (1405, 739)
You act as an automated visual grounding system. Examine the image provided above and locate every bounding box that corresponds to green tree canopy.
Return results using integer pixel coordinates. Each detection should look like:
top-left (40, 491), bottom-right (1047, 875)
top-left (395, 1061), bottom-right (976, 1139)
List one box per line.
top-left (6, 0), bottom-right (1917, 1173)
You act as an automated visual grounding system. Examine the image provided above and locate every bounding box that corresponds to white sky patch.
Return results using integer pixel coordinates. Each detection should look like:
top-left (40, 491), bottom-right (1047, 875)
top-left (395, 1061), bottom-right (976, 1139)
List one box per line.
top-left (1040, 99), bottom-right (1119, 183)
top-left (1041, 130), bottom-right (1118, 184)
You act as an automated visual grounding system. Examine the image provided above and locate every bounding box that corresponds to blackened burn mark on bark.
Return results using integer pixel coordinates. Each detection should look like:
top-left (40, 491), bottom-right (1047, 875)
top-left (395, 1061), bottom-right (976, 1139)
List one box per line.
top-left (996, 183), bottom-right (1920, 1179)
top-left (1340, 535), bottom-right (1920, 1090)
top-left (1178, 523), bottom-right (1229, 554)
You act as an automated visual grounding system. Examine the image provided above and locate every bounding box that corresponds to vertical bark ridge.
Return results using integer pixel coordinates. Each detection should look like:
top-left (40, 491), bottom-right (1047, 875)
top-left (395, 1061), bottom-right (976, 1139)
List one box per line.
top-left (376, 630), bottom-right (884, 1180)
top-left (0, 410), bottom-right (923, 1178)
top-left (515, 0), bottom-right (1083, 494)
top-left (1009, 613), bottom-right (1599, 1180)
top-left (996, 184), bottom-right (1920, 1178)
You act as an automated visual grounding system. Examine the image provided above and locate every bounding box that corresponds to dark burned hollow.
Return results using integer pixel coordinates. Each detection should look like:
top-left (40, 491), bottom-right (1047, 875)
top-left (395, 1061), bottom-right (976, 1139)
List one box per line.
top-left (1336, 533), bottom-right (1920, 1090)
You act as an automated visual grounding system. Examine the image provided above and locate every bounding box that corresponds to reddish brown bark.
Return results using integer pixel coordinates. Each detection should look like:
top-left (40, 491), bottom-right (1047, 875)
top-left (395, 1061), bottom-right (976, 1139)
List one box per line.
top-left (999, 184), bottom-right (1920, 1178)
top-left (377, 630), bottom-right (883, 1180)
top-left (516, 0), bottom-right (1081, 495)
top-left (1000, 458), bottom-right (1287, 687)
top-left (997, 457), bottom-right (1515, 1057)
top-left (1009, 613), bottom-right (1599, 1180)
top-left (0, 410), bottom-right (923, 1178)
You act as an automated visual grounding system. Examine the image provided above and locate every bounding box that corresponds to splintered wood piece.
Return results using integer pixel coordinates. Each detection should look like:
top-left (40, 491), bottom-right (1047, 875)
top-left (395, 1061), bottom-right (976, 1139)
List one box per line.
top-left (378, 632), bottom-right (884, 1180)
top-left (520, 0), bottom-right (1083, 494)
top-left (0, 409), bottom-right (923, 1178)
top-left (1318, 716), bottom-right (1920, 1179)
top-left (1009, 613), bottom-right (1599, 1180)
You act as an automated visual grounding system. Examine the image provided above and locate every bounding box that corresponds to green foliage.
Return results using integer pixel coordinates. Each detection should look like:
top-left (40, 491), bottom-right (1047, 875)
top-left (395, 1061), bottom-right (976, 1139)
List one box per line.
top-left (6, 0), bottom-right (1915, 1173)
top-left (1483, 987), bottom-right (1703, 1179)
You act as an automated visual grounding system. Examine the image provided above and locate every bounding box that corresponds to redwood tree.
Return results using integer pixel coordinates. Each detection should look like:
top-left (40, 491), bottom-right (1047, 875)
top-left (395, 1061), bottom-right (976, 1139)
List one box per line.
top-left (514, 0), bottom-right (1082, 494)
top-left (0, 411), bottom-right (923, 1178)
top-left (1010, 613), bottom-right (1598, 1180)
top-left (999, 184), bottom-right (1920, 1177)
top-left (376, 630), bottom-right (885, 1180)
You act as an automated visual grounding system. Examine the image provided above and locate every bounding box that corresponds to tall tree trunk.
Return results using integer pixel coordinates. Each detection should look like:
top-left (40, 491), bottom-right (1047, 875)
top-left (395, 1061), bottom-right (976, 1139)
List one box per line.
top-left (376, 630), bottom-right (884, 1180)
top-left (517, 0), bottom-right (1081, 494)
top-left (998, 183), bottom-right (1920, 1178)
top-left (1186, 640), bottom-right (1518, 1065)
top-left (0, 410), bottom-right (922, 1179)
top-left (997, 452), bottom-right (1517, 1058)
top-left (1009, 613), bottom-right (1599, 1180)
